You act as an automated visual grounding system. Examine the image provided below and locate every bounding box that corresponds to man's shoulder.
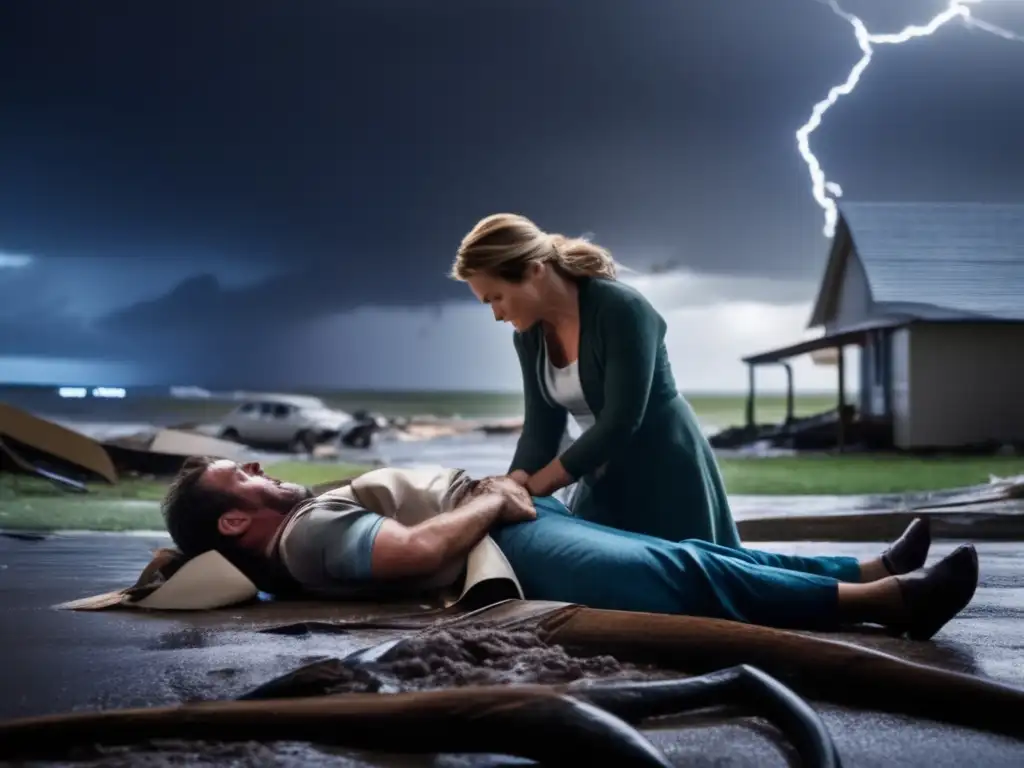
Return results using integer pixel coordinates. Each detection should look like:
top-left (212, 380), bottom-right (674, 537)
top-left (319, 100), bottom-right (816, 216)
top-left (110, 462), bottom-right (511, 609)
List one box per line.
top-left (281, 488), bottom-right (367, 549)
top-left (278, 500), bottom-right (385, 596)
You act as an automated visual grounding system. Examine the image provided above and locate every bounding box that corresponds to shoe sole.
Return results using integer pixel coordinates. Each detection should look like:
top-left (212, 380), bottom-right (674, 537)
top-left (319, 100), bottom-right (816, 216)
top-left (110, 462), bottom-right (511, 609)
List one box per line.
top-left (906, 544), bottom-right (979, 642)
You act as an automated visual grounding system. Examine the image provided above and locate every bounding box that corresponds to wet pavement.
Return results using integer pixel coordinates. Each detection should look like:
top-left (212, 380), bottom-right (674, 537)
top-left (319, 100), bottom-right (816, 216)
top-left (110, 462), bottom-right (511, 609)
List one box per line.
top-left (1, 533), bottom-right (1024, 766)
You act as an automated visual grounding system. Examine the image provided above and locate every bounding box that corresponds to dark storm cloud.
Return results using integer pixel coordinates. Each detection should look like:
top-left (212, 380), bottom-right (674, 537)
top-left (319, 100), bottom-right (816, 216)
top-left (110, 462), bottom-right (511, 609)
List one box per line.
top-left (97, 267), bottom-right (464, 333)
top-left (0, 1), bottom-right (860, 276)
top-left (1, 0), bottom-right (1022, 386)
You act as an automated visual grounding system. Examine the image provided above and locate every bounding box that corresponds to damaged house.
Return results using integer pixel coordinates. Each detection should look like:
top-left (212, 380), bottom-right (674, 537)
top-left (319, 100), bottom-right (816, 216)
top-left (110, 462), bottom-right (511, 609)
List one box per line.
top-left (738, 202), bottom-right (1024, 452)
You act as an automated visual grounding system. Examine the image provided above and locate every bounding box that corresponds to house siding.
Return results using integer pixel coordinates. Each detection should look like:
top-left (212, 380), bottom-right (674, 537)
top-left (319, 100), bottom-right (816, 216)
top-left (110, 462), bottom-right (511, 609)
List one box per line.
top-left (825, 248), bottom-right (873, 334)
top-left (895, 323), bottom-right (1024, 449)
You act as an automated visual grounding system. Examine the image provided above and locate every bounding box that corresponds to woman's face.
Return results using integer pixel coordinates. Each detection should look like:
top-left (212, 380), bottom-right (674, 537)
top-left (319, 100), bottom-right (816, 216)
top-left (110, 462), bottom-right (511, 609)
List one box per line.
top-left (466, 267), bottom-right (544, 332)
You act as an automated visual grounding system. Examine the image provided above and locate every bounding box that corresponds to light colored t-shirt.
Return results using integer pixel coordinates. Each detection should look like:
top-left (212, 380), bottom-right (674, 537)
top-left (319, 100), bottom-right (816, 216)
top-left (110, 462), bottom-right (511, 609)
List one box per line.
top-left (277, 468), bottom-right (473, 596)
top-left (278, 498), bottom-right (388, 589)
top-left (321, 509), bottom-right (386, 582)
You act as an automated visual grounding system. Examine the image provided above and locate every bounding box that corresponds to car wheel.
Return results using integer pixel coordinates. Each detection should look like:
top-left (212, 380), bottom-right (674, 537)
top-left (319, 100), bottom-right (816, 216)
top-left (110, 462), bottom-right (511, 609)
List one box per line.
top-left (290, 430), bottom-right (314, 454)
top-left (220, 428), bottom-right (241, 442)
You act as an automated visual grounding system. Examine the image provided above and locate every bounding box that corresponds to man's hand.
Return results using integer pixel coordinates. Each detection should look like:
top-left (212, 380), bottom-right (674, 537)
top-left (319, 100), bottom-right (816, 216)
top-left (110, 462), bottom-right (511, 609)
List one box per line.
top-left (473, 475), bottom-right (536, 524)
top-left (496, 491), bottom-right (536, 524)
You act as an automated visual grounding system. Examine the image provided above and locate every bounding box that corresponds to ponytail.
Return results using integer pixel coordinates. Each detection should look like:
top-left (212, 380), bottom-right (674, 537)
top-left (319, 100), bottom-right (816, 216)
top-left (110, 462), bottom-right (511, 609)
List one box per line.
top-left (549, 234), bottom-right (617, 280)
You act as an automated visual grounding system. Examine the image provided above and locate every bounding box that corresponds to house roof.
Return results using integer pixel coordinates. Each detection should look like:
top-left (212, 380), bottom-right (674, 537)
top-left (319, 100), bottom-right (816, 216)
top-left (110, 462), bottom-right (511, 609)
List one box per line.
top-left (809, 202), bottom-right (1024, 327)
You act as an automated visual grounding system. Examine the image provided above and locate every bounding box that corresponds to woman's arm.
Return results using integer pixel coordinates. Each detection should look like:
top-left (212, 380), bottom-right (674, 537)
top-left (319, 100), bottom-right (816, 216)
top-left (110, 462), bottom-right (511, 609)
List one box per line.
top-left (526, 291), bottom-right (662, 496)
top-left (522, 457), bottom-right (574, 497)
top-left (508, 331), bottom-right (568, 477)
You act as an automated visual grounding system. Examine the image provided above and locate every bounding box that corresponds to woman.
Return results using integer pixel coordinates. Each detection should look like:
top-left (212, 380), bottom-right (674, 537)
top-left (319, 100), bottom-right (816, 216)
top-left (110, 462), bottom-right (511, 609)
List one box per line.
top-left (450, 213), bottom-right (741, 547)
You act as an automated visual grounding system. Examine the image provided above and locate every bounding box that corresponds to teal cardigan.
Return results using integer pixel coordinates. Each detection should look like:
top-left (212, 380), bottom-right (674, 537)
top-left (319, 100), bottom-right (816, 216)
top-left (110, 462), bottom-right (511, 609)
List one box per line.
top-left (509, 276), bottom-right (741, 547)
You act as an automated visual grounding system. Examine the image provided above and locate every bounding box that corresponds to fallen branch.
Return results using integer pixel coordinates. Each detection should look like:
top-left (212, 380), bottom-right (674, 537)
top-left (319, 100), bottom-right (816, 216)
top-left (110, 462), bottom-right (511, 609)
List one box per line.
top-left (0, 686), bottom-right (671, 767)
top-left (543, 606), bottom-right (1024, 739)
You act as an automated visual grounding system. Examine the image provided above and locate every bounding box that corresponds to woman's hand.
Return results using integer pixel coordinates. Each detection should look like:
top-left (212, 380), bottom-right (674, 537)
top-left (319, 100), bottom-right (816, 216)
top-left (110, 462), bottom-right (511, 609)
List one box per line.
top-left (508, 470), bottom-right (530, 487)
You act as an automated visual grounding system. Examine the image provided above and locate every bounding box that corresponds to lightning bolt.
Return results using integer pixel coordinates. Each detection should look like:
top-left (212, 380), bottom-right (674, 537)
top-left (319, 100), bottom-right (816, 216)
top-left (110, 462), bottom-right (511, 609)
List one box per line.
top-left (797, 0), bottom-right (1024, 237)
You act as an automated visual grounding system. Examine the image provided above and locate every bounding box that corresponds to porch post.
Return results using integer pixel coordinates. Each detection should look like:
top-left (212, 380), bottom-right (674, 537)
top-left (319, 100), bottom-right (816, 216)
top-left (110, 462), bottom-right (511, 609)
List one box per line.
top-left (745, 364), bottom-right (756, 429)
top-left (782, 362), bottom-right (794, 425)
top-left (836, 345), bottom-right (846, 452)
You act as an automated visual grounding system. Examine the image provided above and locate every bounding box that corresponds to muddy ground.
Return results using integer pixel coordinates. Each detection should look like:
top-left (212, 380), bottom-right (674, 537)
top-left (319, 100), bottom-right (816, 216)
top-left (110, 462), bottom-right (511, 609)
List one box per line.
top-left (1, 533), bottom-right (1023, 766)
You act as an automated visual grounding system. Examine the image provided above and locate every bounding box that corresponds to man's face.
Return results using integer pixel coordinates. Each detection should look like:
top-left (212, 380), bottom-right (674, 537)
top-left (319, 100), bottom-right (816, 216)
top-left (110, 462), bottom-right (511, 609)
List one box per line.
top-left (202, 460), bottom-right (312, 515)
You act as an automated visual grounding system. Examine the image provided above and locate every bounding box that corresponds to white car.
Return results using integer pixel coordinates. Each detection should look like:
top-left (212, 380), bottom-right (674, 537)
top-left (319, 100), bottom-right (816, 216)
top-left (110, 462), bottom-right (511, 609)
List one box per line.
top-left (218, 395), bottom-right (354, 453)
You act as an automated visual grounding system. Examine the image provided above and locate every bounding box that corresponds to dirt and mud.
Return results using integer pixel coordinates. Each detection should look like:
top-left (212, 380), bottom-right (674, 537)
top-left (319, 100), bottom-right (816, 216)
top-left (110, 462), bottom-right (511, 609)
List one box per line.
top-left (243, 625), bottom-right (670, 699)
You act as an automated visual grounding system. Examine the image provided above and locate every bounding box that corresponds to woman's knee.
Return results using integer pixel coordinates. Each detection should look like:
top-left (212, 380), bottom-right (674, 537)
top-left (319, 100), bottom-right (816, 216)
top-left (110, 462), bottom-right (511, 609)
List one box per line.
top-left (673, 541), bottom-right (712, 563)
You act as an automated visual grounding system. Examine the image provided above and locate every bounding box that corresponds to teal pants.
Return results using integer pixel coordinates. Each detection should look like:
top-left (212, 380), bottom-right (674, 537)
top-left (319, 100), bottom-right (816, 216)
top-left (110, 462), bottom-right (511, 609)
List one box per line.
top-left (490, 497), bottom-right (861, 630)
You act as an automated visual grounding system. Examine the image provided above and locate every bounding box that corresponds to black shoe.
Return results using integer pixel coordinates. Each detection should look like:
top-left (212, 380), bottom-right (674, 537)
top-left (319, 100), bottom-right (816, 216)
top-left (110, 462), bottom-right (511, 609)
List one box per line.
top-left (894, 544), bottom-right (979, 641)
top-left (882, 517), bottom-right (932, 575)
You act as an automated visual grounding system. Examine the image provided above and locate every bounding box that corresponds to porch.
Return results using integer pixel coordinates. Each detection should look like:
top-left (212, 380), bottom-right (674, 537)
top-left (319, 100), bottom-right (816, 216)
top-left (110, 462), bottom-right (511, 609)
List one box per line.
top-left (714, 326), bottom-right (890, 452)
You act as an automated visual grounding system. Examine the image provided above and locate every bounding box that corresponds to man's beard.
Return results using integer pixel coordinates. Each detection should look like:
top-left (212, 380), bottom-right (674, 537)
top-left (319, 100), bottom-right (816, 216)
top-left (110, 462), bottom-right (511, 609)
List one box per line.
top-left (265, 483), bottom-right (315, 515)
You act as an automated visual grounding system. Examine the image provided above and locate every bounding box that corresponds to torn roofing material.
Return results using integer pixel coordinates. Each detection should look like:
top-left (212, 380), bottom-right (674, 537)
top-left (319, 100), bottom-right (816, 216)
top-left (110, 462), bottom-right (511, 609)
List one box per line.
top-left (0, 402), bottom-right (117, 484)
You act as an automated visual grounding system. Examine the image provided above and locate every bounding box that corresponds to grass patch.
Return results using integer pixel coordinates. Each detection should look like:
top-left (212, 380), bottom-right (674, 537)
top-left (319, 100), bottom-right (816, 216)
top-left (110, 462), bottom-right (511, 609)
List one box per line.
top-left (717, 454), bottom-right (1024, 496)
top-left (0, 497), bottom-right (167, 533)
top-left (0, 462), bottom-right (370, 533)
top-left (687, 393), bottom-right (836, 430)
top-left (4, 454), bottom-right (1022, 533)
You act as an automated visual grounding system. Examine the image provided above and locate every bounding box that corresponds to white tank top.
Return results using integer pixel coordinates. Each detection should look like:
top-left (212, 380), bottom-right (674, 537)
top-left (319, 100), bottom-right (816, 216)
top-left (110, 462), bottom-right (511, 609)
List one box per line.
top-left (543, 340), bottom-right (596, 435)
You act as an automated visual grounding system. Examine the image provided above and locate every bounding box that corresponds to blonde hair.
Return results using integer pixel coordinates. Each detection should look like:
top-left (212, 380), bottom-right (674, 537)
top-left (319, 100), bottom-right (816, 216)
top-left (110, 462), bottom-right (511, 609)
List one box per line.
top-left (450, 213), bottom-right (617, 283)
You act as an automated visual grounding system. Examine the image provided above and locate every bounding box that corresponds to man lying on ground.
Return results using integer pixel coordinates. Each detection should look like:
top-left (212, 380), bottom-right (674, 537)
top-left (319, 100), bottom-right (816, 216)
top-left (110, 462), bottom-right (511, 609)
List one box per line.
top-left (160, 457), bottom-right (979, 641)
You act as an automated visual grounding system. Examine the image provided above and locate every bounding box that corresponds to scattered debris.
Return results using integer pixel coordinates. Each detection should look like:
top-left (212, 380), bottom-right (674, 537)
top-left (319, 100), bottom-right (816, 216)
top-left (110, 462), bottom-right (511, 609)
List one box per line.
top-left (0, 403), bottom-right (117, 488)
top-left (102, 428), bottom-right (246, 477)
top-left (0, 531), bottom-right (49, 542)
top-left (0, 403), bottom-right (246, 486)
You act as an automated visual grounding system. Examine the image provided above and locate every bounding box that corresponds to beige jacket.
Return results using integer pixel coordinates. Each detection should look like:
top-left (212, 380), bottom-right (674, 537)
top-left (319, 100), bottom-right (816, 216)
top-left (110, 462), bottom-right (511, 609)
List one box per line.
top-left (278, 466), bottom-right (523, 605)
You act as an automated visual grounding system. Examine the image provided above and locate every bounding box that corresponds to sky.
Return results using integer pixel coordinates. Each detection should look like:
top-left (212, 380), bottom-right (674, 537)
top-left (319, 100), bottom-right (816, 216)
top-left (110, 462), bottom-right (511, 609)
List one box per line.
top-left (1, 0), bottom-right (1022, 393)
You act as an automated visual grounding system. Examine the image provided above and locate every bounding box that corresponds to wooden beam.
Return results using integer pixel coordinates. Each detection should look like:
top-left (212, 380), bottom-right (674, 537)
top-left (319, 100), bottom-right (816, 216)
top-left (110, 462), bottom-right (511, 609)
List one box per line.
top-left (782, 363), bottom-right (795, 425)
top-left (836, 346), bottom-right (846, 453)
top-left (745, 365), bottom-right (756, 429)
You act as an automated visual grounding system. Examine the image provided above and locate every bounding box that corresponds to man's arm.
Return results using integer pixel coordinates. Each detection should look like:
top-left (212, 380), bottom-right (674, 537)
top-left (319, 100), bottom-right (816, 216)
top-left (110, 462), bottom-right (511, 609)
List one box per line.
top-left (369, 492), bottom-right (508, 580)
top-left (320, 486), bottom-right (535, 586)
